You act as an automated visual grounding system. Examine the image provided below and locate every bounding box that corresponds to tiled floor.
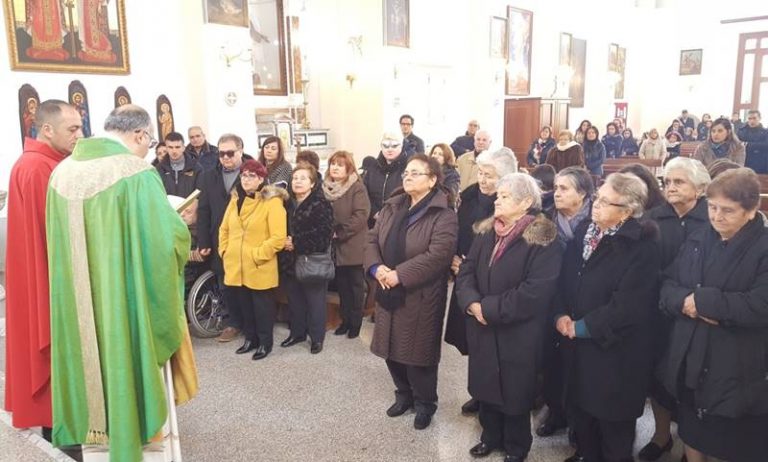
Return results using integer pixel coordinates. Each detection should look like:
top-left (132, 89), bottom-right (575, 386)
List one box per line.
top-left (1, 312), bottom-right (687, 461)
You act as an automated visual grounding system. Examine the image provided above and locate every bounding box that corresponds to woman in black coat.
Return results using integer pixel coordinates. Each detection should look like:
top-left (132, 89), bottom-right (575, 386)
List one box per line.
top-left (363, 133), bottom-right (408, 228)
top-left (639, 157), bottom-right (711, 461)
top-left (280, 164), bottom-right (334, 354)
top-left (456, 173), bottom-right (562, 462)
top-left (556, 172), bottom-right (660, 462)
top-left (526, 126), bottom-right (556, 166)
top-left (660, 168), bottom-right (768, 462)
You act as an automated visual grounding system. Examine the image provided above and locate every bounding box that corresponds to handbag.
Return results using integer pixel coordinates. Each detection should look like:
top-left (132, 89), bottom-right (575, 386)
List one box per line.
top-left (294, 245), bottom-right (335, 282)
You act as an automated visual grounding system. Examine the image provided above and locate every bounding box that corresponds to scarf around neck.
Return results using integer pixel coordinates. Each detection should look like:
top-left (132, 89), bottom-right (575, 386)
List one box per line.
top-left (582, 220), bottom-right (622, 261)
top-left (557, 141), bottom-right (580, 151)
top-left (322, 172), bottom-right (359, 202)
top-left (556, 199), bottom-right (591, 245)
top-left (709, 141), bottom-right (730, 158)
top-left (490, 214), bottom-right (536, 266)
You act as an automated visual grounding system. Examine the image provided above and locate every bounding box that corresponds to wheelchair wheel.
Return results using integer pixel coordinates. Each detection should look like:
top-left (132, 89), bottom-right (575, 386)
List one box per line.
top-left (186, 270), bottom-right (227, 338)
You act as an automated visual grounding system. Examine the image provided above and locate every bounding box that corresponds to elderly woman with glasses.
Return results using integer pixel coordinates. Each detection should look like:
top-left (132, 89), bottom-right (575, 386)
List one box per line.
top-left (556, 172), bottom-right (660, 462)
top-left (660, 168), bottom-right (768, 462)
top-left (363, 132), bottom-right (409, 228)
top-left (638, 157), bottom-right (711, 461)
top-left (455, 173), bottom-right (562, 462)
top-left (364, 154), bottom-right (457, 431)
top-left (445, 147), bottom-right (518, 414)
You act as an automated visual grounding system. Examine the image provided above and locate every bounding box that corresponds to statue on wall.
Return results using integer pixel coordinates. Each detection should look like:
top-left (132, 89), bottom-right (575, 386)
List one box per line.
top-left (68, 80), bottom-right (92, 137)
top-left (156, 95), bottom-right (175, 142)
top-left (114, 86), bottom-right (131, 108)
top-left (18, 84), bottom-right (41, 143)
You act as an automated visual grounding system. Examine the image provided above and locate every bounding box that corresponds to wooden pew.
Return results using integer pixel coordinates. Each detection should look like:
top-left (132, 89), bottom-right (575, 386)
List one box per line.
top-left (602, 157), bottom-right (663, 177)
top-left (680, 141), bottom-right (701, 158)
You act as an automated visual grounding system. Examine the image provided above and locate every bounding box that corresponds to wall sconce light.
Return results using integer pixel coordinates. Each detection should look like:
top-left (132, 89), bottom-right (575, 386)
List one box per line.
top-left (219, 42), bottom-right (251, 67)
top-left (345, 35), bottom-right (363, 88)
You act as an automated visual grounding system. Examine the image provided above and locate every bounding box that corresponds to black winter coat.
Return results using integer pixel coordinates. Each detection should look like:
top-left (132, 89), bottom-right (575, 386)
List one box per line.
top-left (196, 155), bottom-right (253, 274)
top-left (451, 135), bottom-right (475, 156)
top-left (660, 216), bottom-right (768, 419)
top-left (156, 154), bottom-right (202, 198)
top-left (602, 134), bottom-right (623, 159)
top-left (456, 215), bottom-right (563, 414)
top-left (363, 151), bottom-right (407, 227)
top-left (526, 138), bottom-right (555, 166)
top-left (280, 187), bottom-right (334, 277)
top-left (557, 218), bottom-right (660, 421)
top-left (739, 124), bottom-right (768, 174)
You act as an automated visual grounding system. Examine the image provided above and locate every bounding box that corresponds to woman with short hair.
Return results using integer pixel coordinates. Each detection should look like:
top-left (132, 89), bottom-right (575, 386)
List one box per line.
top-left (526, 126), bottom-right (555, 166)
top-left (429, 143), bottom-right (460, 201)
top-left (660, 168), bottom-right (768, 462)
top-left (693, 118), bottom-right (746, 167)
top-left (557, 173), bottom-right (660, 462)
top-left (546, 130), bottom-right (585, 172)
top-left (364, 154), bottom-right (457, 430)
top-left (456, 173), bottom-right (563, 462)
top-left (638, 157), bottom-right (711, 461)
top-left (323, 151), bottom-right (371, 339)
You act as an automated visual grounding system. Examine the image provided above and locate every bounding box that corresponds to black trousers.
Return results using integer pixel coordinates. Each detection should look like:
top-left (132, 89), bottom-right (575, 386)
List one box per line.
top-left (478, 402), bottom-right (532, 458)
top-left (541, 328), bottom-right (566, 423)
top-left (334, 265), bottom-right (365, 332)
top-left (283, 275), bottom-right (328, 343)
top-left (224, 285), bottom-right (275, 348)
top-left (571, 404), bottom-right (636, 462)
top-left (385, 359), bottom-right (438, 415)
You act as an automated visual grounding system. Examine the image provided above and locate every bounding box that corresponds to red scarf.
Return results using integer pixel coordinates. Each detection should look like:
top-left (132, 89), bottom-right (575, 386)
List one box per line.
top-left (490, 214), bottom-right (536, 266)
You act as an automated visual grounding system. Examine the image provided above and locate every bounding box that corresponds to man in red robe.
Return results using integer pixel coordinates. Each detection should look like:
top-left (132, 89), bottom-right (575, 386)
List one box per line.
top-left (5, 100), bottom-right (82, 430)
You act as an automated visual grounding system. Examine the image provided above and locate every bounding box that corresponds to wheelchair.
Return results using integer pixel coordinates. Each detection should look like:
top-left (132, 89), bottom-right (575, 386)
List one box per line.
top-left (185, 269), bottom-right (228, 338)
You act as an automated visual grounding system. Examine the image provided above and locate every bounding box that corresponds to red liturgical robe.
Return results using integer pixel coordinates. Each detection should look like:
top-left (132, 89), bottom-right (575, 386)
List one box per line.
top-left (4, 138), bottom-right (65, 428)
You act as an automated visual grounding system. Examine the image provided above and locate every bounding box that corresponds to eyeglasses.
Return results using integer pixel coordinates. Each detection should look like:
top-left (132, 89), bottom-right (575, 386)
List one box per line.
top-left (381, 142), bottom-right (401, 149)
top-left (399, 122), bottom-right (413, 126)
top-left (139, 130), bottom-right (158, 149)
top-left (240, 172), bottom-right (260, 179)
top-left (401, 170), bottom-right (430, 179)
top-left (592, 194), bottom-right (626, 208)
top-left (219, 150), bottom-right (238, 158)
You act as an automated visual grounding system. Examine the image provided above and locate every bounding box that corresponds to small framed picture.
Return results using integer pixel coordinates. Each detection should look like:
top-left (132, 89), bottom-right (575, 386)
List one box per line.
top-left (383, 0), bottom-right (409, 48)
top-left (608, 43), bottom-right (619, 71)
top-left (203, 0), bottom-right (248, 27)
top-left (489, 16), bottom-right (507, 59)
top-left (679, 49), bottom-right (703, 75)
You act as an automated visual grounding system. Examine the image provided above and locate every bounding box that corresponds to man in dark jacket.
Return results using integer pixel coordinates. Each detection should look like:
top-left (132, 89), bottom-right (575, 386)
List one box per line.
top-left (157, 132), bottom-right (202, 198)
top-left (400, 114), bottom-right (425, 155)
top-left (450, 119), bottom-right (479, 157)
top-left (185, 126), bottom-right (219, 172)
top-left (739, 110), bottom-right (768, 173)
top-left (197, 133), bottom-right (253, 342)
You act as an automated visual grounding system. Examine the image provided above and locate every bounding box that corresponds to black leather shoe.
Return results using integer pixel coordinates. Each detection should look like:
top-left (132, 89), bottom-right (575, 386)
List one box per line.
top-left (251, 345), bottom-right (271, 360)
top-left (536, 416), bottom-right (568, 437)
top-left (235, 340), bottom-right (257, 354)
top-left (413, 412), bottom-right (432, 429)
top-left (638, 438), bottom-right (673, 461)
top-left (310, 342), bottom-right (323, 354)
top-left (280, 335), bottom-right (306, 348)
top-left (334, 324), bottom-right (349, 335)
top-left (469, 442), bottom-right (496, 458)
top-left (386, 401), bottom-right (413, 417)
top-left (461, 398), bottom-right (480, 414)
top-left (347, 326), bottom-right (360, 339)
top-left (504, 455), bottom-right (526, 462)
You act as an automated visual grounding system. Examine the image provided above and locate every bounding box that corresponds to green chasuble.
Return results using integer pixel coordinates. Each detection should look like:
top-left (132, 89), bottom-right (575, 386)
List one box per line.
top-left (46, 137), bottom-right (191, 462)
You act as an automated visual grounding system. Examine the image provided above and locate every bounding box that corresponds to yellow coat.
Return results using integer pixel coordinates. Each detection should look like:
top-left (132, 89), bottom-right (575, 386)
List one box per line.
top-left (219, 185), bottom-right (288, 290)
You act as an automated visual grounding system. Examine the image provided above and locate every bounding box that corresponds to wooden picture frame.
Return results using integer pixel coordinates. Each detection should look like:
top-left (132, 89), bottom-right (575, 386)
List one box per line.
top-left (383, 0), bottom-right (409, 48)
top-left (4, 0), bottom-right (130, 74)
top-left (156, 95), bottom-right (175, 142)
top-left (505, 6), bottom-right (533, 96)
top-left (18, 83), bottom-right (39, 143)
top-left (250, 0), bottom-right (288, 95)
top-left (489, 16), bottom-right (507, 59)
top-left (68, 80), bottom-right (92, 138)
top-left (679, 49), bottom-right (703, 75)
top-left (559, 32), bottom-right (572, 66)
top-left (114, 86), bottom-right (131, 108)
top-left (569, 38), bottom-right (587, 108)
top-left (203, 0), bottom-right (248, 27)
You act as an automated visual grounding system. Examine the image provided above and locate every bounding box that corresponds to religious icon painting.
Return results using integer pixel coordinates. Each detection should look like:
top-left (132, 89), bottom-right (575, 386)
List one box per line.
top-left (114, 86), bottom-right (131, 108)
top-left (3, 0), bottom-right (130, 74)
top-left (18, 83), bottom-right (40, 143)
top-left (156, 95), bottom-right (175, 142)
top-left (68, 80), bottom-right (92, 138)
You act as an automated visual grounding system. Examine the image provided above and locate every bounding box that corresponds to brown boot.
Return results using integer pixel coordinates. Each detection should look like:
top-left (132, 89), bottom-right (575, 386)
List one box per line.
top-left (217, 327), bottom-right (240, 342)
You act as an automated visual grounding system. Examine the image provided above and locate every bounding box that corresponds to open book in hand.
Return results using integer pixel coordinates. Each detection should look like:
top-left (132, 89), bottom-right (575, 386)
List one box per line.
top-left (167, 189), bottom-right (201, 214)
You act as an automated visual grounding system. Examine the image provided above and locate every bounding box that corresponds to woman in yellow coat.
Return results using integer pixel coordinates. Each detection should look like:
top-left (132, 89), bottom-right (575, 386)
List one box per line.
top-left (219, 159), bottom-right (288, 360)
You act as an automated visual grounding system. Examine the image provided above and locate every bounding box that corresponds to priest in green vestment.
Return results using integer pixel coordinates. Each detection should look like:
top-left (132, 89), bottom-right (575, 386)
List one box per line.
top-left (46, 104), bottom-right (198, 462)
